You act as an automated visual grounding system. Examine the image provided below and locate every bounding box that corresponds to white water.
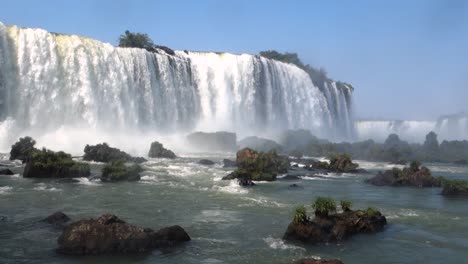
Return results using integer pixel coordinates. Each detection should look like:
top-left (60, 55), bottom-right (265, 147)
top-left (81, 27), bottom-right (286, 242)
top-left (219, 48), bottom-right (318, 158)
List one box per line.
top-left (0, 23), bottom-right (353, 153)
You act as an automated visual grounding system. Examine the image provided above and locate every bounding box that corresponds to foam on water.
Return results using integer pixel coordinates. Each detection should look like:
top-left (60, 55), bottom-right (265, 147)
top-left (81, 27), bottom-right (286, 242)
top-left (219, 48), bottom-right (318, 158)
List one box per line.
top-left (263, 236), bottom-right (305, 250)
top-left (33, 183), bottom-right (61, 192)
top-left (73, 177), bottom-right (101, 186)
top-left (213, 180), bottom-right (249, 194)
top-left (0, 186), bottom-right (13, 194)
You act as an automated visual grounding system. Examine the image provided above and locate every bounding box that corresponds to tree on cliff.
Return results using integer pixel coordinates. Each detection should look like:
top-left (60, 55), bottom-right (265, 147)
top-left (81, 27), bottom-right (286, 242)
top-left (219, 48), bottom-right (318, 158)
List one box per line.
top-left (118, 30), bottom-right (155, 49)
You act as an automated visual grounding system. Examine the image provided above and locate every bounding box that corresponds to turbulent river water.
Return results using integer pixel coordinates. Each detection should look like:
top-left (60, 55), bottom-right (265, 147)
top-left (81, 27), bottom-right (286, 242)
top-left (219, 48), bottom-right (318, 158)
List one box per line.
top-left (1, 152), bottom-right (468, 264)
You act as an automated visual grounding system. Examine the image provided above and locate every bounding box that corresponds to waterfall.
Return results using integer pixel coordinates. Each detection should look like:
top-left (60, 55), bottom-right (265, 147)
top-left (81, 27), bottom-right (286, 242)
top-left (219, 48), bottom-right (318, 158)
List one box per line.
top-left (0, 23), bottom-right (353, 152)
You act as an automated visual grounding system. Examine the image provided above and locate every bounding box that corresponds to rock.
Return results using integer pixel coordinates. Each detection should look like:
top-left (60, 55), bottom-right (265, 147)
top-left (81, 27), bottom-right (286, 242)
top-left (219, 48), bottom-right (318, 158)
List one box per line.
top-left (23, 149), bottom-right (90, 178)
top-left (101, 161), bottom-right (142, 182)
top-left (441, 178), bottom-right (468, 196)
top-left (0, 169), bottom-right (14, 175)
top-left (454, 159), bottom-right (468, 165)
top-left (238, 136), bottom-right (283, 152)
top-left (328, 154), bottom-right (359, 173)
top-left (366, 162), bottom-right (441, 187)
top-left (291, 259), bottom-right (344, 264)
top-left (223, 148), bottom-right (289, 182)
top-left (281, 175), bottom-right (302, 180)
top-left (57, 214), bottom-right (190, 255)
top-left (187, 131), bottom-right (237, 152)
top-left (198, 159), bottom-right (215, 165)
top-left (222, 159), bottom-right (237, 168)
top-left (42, 211), bottom-right (70, 226)
top-left (283, 209), bottom-right (386, 244)
top-left (148, 141), bottom-right (176, 159)
top-left (238, 177), bottom-right (255, 186)
top-left (289, 183), bottom-right (300, 188)
top-left (83, 143), bottom-right (147, 163)
top-left (10, 136), bottom-right (37, 163)
top-left (155, 45), bottom-right (175, 56)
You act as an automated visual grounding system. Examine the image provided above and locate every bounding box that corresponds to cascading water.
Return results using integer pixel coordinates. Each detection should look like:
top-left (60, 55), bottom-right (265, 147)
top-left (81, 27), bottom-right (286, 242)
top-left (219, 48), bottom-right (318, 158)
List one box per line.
top-left (0, 23), bottom-right (353, 153)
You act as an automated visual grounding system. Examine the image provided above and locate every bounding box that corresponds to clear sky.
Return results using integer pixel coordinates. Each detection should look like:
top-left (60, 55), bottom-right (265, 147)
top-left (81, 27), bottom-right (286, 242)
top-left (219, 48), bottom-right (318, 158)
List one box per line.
top-left (1, 0), bottom-right (467, 120)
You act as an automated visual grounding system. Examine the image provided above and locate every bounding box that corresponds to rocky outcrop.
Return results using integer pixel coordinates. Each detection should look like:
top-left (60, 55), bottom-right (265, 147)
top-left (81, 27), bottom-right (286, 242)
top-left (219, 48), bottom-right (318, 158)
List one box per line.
top-left (198, 159), bottom-right (215, 165)
top-left (311, 154), bottom-right (359, 173)
top-left (367, 161), bottom-right (441, 187)
top-left (284, 209), bottom-right (386, 244)
top-left (101, 161), bottom-right (142, 182)
top-left (57, 214), bottom-right (190, 255)
top-left (148, 141), bottom-right (176, 159)
top-left (42, 211), bottom-right (70, 227)
top-left (23, 149), bottom-right (90, 178)
top-left (223, 148), bottom-right (289, 182)
top-left (441, 178), bottom-right (468, 196)
top-left (291, 259), bottom-right (344, 264)
top-left (83, 143), bottom-right (147, 163)
top-left (222, 159), bottom-right (237, 168)
top-left (0, 169), bottom-right (14, 175)
top-left (187, 131), bottom-right (237, 152)
top-left (9, 136), bottom-right (37, 163)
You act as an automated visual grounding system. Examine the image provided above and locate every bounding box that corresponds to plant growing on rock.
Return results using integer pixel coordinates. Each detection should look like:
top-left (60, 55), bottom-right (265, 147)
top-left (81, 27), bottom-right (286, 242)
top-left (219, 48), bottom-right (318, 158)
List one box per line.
top-left (293, 205), bottom-right (308, 224)
top-left (101, 160), bottom-right (142, 182)
top-left (10, 136), bottom-right (37, 162)
top-left (23, 148), bottom-right (90, 178)
top-left (312, 197), bottom-right (336, 217)
top-left (440, 178), bottom-right (468, 196)
top-left (340, 200), bottom-right (352, 212)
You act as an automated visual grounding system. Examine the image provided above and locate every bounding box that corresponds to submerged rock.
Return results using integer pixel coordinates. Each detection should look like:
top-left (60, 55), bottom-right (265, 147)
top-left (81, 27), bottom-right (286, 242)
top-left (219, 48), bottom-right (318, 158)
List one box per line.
top-left (148, 141), bottom-right (176, 159)
top-left (367, 161), bottom-right (441, 187)
top-left (100, 161), bottom-right (142, 182)
top-left (223, 148), bottom-right (289, 183)
top-left (291, 259), bottom-right (344, 264)
top-left (42, 211), bottom-right (71, 226)
top-left (83, 143), bottom-right (147, 163)
top-left (57, 214), bottom-right (190, 255)
top-left (0, 169), bottom-right (14, 175)
top-left (284, 209), bottom-right (386, 244)
top-left (187, 131), bottom-right (237, 152)
top-left (23, 149), bottom-right (90, 178)
top-left (222, 159), bottom-right (237, 168)
top-left (198, 159), bottom-right (215, 165)
top-left (9, 136), bottom-right (37, 163)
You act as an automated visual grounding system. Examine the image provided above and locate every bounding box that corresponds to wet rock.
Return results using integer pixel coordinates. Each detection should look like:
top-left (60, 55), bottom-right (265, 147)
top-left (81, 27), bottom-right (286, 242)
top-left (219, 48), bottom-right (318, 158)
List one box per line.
top-left (83, 143), bottom-right (147, 163)
top-left (23, 149), bottom-right (90, 178)
top-left (155, 45), bottom-right (175, 56)
top-left (148, 141), bottom-right (176, 159)
top-left (291, 259), bottom-right (344, 264)
top-left (0, 169), bottom-right (14, 175)
top-left (367, 161), bottom-right (441, 187)
top-left (100, 161), bottom-right (142, 182)
top-left (198, 159), bottom-right (215, 165)
top-left (289, 183), bottom-right (300, 188)
top-left (284, 209), bottom-right (386, 244)
top-left (57, 214), bottom-right (190, 255)
top-left (311, 154), bottom-right (359, 173)
top-left (222, 159), bottom-right (237, 168)
top-left (281, 175), bottom-right (302, 180)
top-left (42, 211), bottom-right (70, 226)
top-left (441, 178), bottom-right (468, 196)
top-left (238, 177), bottom-right (255, 186)
top-left (187, 131), bottom-right (237, 152)
top-left (223, 148), bottom-right (289, 182)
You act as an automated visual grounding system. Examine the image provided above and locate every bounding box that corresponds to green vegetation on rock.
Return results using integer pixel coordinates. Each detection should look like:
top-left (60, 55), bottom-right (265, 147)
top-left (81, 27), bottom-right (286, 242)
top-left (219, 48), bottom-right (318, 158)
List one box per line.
top-left (441, 178), bottom-right (468, 196)
top-left (23, 148), bottom-right (90, 178)
top-left (10, 136), bottom-right (37, 162)
top-left (340, 200), bottom-right (352, 212)
top-left (312, 197), bottom-right (337, 217)
top-left (293, 205), bottom-right (308, 224)
top-left (118, 30), bottom-right (155, 49)
top-left (101, 160), bottom-right (142, 182)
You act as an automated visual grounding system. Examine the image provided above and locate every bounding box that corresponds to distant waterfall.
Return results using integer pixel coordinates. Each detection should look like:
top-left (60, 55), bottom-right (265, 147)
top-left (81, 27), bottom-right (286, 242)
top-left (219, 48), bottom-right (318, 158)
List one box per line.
top-left (0, 23), bottom-right (354, 152)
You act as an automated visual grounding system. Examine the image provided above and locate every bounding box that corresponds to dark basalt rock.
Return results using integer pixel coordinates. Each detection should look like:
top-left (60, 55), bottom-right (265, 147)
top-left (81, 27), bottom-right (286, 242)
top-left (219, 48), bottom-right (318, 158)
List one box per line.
top-left (310, 154), bottom-right (359, 173)
top-left (291, 259), bottom-right (344, 264)
top-left (283, 210), bottom-right (386, 244)
top-left (148, 141), bottom-right (176, 159)
top-left (198, 159), bottom-right (215, 165)
top-left (0, 169), bottom-right (14, 175)
top-left (238, 177), bottom-right (255, 186)
top-left (222, 148), bottom-right (289, 182)
top-left (289, 183), bottom-right (300, 188)
top-left (281, 175), bottom-right (302, 180)
top-left (155, 45), bottom-right (175, 56)
top-left (83, 143), bottom-right (147, 163)
top-left (10, 136), bottom-right (37, 163)
top-left (367, 162), bottom-right (441, 187)
top-left (441, 178), bottom-right (468, 196)
top-left (100, 161), bottom-right (142, 182)
top-left (42, 211), bottom-right (70, 226)
top-left (57, 214), bottom-right (190, 255)
top-left (23, 149), bottom-right (90, 178)
top-left (187, 131), bottom-right (237, 152)
top-left (222, 159), bottom-right (237, 168)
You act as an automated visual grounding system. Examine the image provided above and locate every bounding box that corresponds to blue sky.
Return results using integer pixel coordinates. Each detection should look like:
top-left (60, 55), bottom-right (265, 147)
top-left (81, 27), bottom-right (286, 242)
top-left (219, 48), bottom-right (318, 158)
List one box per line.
top-left (2, 0), bottom-right (467, 120)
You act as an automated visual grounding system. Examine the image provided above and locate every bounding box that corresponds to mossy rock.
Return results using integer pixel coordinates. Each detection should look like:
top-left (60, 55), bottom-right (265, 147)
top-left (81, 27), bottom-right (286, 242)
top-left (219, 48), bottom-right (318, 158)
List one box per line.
top-left (84, 143), bottom-right (147, 163)
top-left (101, 161), bottom-right (142, 182)
top-left (23, 148), bottom-right (90, 178)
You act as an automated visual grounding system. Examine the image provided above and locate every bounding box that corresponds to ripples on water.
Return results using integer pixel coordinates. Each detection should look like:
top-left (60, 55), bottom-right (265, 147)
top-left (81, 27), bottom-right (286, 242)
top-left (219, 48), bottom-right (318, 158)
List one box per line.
top-left (0, 156), bottom-right (468, 263)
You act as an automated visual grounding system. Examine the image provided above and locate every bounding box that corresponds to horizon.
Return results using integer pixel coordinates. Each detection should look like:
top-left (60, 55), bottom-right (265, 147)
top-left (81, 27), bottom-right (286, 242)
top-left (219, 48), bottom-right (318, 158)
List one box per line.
top-left (2, 0), bottom-right (467, 121)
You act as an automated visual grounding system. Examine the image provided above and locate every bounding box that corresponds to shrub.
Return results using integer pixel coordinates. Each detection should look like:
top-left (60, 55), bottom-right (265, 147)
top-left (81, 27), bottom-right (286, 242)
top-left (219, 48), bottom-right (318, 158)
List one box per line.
top-left (10, 136), bottom-right (37, 162)
top-left (441, 178), bottom-right (468, 196)
top-left (293, 205), bottom-right (308, 224)
top-left (312, 197), bottom-right (336, 217)
top-left (340, 200), bottom-right (352, 212)
top-left (364, 207), bottom-right (380, 217)
top-left (409, 160), bottom-right (421, 172)
top-left (101, 160), bottom-right (142, 182)
top-left (118, 30), bottom-right (155, 50)
top-left (23, 148), bottom-right (90, 178)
